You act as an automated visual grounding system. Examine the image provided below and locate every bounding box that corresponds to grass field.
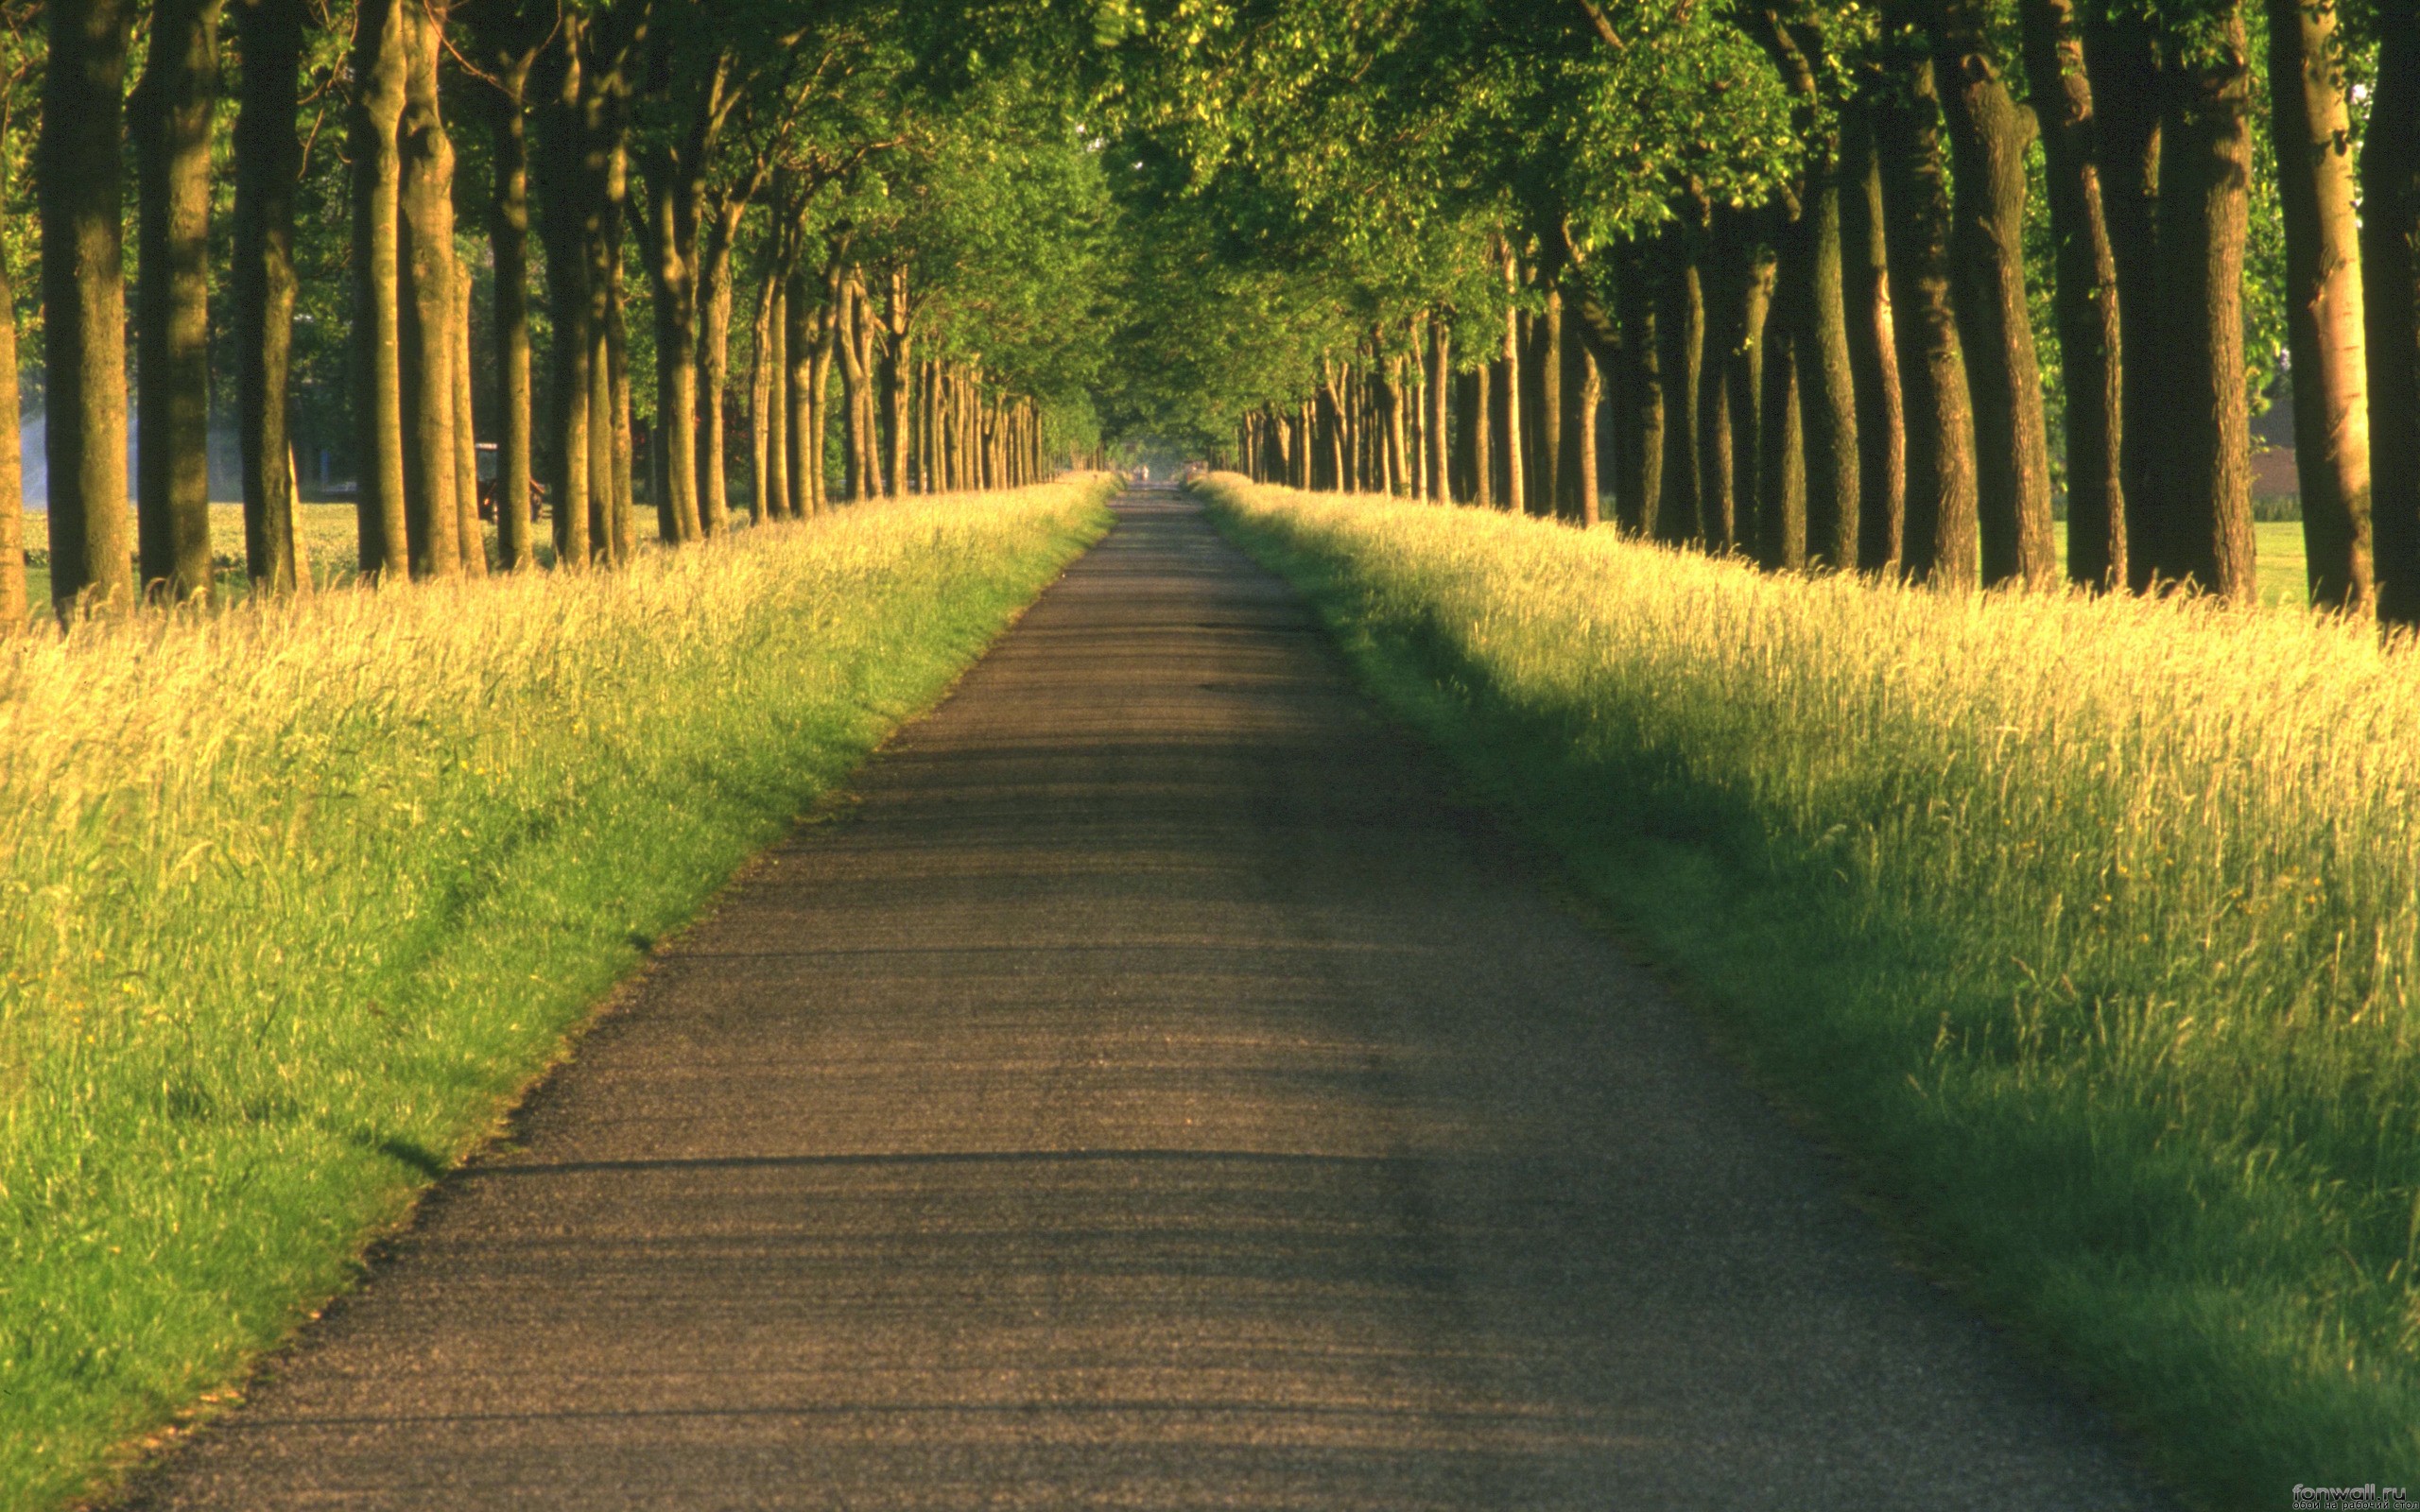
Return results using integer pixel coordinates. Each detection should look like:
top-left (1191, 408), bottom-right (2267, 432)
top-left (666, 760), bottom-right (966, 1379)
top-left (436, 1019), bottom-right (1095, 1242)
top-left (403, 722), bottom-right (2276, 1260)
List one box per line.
top-left (0, 479), bottom-right (1114, 1509)
top-left (1201, 476), bottom-right (2419, 1509)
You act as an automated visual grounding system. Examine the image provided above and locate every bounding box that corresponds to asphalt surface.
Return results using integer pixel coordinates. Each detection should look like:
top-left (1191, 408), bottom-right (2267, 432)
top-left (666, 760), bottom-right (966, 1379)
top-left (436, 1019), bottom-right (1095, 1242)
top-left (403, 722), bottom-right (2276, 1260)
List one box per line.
top-left (128, 488), bottom-right (2172, 1510)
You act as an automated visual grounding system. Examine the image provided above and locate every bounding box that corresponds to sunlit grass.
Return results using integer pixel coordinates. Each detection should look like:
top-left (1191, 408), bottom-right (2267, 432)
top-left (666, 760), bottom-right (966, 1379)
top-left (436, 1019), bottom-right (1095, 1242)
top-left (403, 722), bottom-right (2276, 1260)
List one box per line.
top-left (0, 478), bottom-right (1114, 1508)
top-left (1203, 475), bottom-right (2420, 1508)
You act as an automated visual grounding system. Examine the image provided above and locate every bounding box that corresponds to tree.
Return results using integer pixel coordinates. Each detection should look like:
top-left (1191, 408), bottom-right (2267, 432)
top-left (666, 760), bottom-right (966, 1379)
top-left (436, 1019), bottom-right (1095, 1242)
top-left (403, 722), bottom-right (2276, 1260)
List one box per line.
top-left (41, 0), bottom-right (135, 614)
top-left (348, 0), bottom-right (410, 579)
top-left (232, 0), bottom-right (306, 593)
top-left (131, 0), bottom-right (224, 603)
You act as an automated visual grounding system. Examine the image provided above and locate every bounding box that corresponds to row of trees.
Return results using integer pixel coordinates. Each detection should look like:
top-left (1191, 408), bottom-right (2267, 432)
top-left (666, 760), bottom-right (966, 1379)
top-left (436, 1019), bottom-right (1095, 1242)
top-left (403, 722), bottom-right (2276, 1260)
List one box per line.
top-left (6, 0), bottom-right (1110, 624)
top-left (1102, 0), bottom-right (2420, 620)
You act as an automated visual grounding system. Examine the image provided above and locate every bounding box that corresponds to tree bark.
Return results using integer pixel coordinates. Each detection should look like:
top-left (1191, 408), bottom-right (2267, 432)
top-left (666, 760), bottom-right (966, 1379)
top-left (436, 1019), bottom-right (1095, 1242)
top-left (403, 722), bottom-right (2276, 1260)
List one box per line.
top-left (1426, 315), bottom-right (1451, 504)
top-left (453, 268), bottom-right (485, 574)
top-left (2152, 8), bottom-right (2256, 600)
top-left (1758, 209), bottom-right (1807, 571)
top-left (1614, 239), bottom-right (1662, 534)
top-left (1655, 218), bottom-right (1704, 544)
top-left (1568, 319), bottom-right (1601, 528)
top-left (1536, 286), bottom-right (1564, 514)
top-left (1874, 35), bottom-right (1979, 587)
top-left (1699, 213), bottom-right (1744, 551)
top-left (2080, 8), bottom-right (2164, 590)
top-left (2264, 0), bottom-right (2372, 610)
top-left (399, 0), bottom-right (460, 578)
top-left (0, 224), bottom-right (23, 625)
top-left (534, 22), bottom-right (592, 570)
top-left (2368, 4), bottom-right (2420, 626)
top-left (348, 0), bottom-right (411, 580)
top-left (1727, 214), bottom-right (1776, 558)
top-left (1496, 241), bottom-right (1526, 512)
top-left (2020, 0), bottom-right (2126, 591)
top-left (233, 0), bottom-right (302, 593)
top-left (479, 49), bottom-right (537, 570)
top-left (1840, 100), bottom-right (1906, 573)
top-left (761, 278), bottom-right (787, 519)
top-left (1934, 3), bottom-right (2056, 587)
top-left (884, 266), bottom-right (912, 497)
top-left (132, 0), bottom-right (222, 603)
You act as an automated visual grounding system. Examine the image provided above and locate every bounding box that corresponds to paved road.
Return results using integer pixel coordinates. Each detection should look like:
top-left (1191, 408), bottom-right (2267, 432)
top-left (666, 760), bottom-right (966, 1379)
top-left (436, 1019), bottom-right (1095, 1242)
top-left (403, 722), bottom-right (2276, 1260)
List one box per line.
top-left (129, 489), bottom-right (2171, 1510)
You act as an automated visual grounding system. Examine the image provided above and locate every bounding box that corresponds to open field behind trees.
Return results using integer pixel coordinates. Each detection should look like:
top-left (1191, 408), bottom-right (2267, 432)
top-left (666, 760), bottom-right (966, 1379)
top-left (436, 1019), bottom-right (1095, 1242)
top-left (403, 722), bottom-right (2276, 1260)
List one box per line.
top-left (1198, 474), bottom-right (2420, 1507)
top-left (0, 478), bottom-right (1112, 1510)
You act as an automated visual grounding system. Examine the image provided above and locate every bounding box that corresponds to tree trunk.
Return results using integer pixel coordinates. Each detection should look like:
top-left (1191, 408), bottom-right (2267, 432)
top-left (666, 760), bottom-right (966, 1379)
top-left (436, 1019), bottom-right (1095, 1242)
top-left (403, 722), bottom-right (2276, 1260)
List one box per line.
top-left (481, 58), bottom-right (536, 570)
top-left (1796, 152), bottom-right (1861, 569)
top-left (835, 273), bottom-right (867, 502)
top-left (1698, 220), bottom-right (1740, 552)
top-left (399, 0), bottom-right (459, 578)
top-left (2368, 5), bottom-right (2420, 626)
top-left (2080, 8), bottom-right (2164, 590)
top-left (1464, 365), bottom-right (1491, 506)
top-left (1614, 239), bottom-right (1662, 534)
top-left (1727, 215), bottom-right (1776, 557)
top-left (697, 197), bottom-right (750, 533)
top-left (1496, 244), bottom-right (1526, 512)
top-left (1655, 218), bottom-right (1704, 545)
top-left (534, 26), bottom-right (592, 571)
top-left (640, 164), bottom-right (700, 543)
top-left (1536, 286), bottom-right (1564, 514)
top-left (2020, 0), bottom-right (2126, 590)
top-left (2264, 0), bottom-right (2372, 610)
top-left (130, 0), bottom-right (221, 604)
top-left (1758, 216), bottom-right (1807, 570)
top-left (883, 266), bottom-right (911, 497)
top-left (233, 0), bottom-right (302, 593)
top-left (0, 229), bottom-right (22, 624)
top-left (1874, 36), bottom-right (1979, 587)
top-left (1840, 100), bottom-right (1906, 573)
top-left (1426, 315), bottom-right (1451, 504)
top-left (759, 275), bottom-right (786, 520)
top-left (2152, 8), bottom-right (2256, 600)
top-left (1935, 4), bottom-right (2056, 587)
top-left (454, 267), bottom-right (485, 573)
top-left (1569, 321), bottom-right (1601, 527)
top-left (348, 0), bottom-right (411, 580)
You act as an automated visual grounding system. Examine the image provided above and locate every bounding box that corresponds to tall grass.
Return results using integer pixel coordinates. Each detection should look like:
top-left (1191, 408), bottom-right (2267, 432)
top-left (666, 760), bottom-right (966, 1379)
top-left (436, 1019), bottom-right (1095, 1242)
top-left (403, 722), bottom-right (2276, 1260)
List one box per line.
top-left (1202, 475), bottom-right (2419, 1507)
top-left (0, 480), bottom-right (1112, 1508)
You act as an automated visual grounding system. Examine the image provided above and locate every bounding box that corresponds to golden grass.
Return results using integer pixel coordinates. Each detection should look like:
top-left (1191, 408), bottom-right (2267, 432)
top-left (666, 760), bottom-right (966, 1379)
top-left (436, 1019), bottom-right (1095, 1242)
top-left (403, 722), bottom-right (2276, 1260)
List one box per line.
top-left (0, 479), bottom-right (1115, 1508)
top-left (1203, 475), bottom-right (2420, 1504)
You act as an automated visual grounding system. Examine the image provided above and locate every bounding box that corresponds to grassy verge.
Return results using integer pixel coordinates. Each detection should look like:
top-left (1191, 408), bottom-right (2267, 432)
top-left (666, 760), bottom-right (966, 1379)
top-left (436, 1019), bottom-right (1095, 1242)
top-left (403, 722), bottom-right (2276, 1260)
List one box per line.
top-left (0, 480), bottom-right (1113, 1508)
top-left (1199, 475), bottom-right (2419, 1509)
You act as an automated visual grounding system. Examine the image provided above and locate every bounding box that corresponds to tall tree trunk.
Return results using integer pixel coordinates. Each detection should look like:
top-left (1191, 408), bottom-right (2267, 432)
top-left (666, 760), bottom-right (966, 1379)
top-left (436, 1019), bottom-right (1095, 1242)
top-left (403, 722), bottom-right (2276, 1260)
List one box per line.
top-left (399, 0), bottom-right (459, 578)
top-left (1614, 239), bottom-right (1663, 534)
top-left (1655, 217), bottom-right (1704, 545)
top-left (1569, 321), bottom-right (1602, 528)
top-left (1464, 366), bottom-right (1491, 506)
top-left (1536, 286), bottom-right (1564, 514)
top-left (786, 252), bottom-right (827, 516)
top-left (1874, 35), bottom-right (1980, 587)
top-left (0, 232), bottom-right (22, 624)
top-left (883, 266), bottom-right (911, 497)
top-left (697, 197), bottom-right (750, 533)
top-left (481, 57), bottom-right (536, 570)
top-left (640, 167), bottom-right (700, 543)
top-left (2152, 8), bottom-right (2256, 600)
top-left (761, 277), bottom-right (787, 520)
top-left (1727, 215), bottom-right (1776, 556)
top-left (1426, 315), bottom-right (1451, 504)
top-left (233, 0), bottom-right (302, 593)
top-left (2367, 4), bottom-right (2420, 626)
top-left (349, 0), bottom-right (411, 579)
top-left (2021, 0), bottom-right (2126, 590)
top-left (835, 273), bottom-right (868, 502)
top-left (2081, 8), bottom-right (2164, 589)
top-left (1496, 242), bottom-right (1526, 512)
top-left (2265, 0), bottom-right (2372, 609)
top-left (597, 110), bottom-right (634, 563)
top-left (453, 269), bottom-right (485, 574)
top-left (1699, 218), bottom-right (1741, 552)
top-left (1797, 152), bottom-right (1861, 569)
top-left (534, 26), bottom-right (592, 571)
top-left (1840, 100), bottom-right (1906, 573)
top-left (1935, 3), bottom-right (2056, 587)
top-left (132, 0), bottom-right (221, 603)
top-left (1759, 212), bottom-right (1807, 571)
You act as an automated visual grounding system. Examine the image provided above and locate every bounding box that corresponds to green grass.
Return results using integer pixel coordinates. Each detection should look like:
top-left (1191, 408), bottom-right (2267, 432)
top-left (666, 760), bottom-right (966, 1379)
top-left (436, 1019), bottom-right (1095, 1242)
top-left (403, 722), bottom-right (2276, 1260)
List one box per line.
top-left (0, 480), bottom-right (1114, 1508)
top-left (2050, 518), bottom-right (2309, 608)
top-left (1201, 477), bottom-right (2420, 1511)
